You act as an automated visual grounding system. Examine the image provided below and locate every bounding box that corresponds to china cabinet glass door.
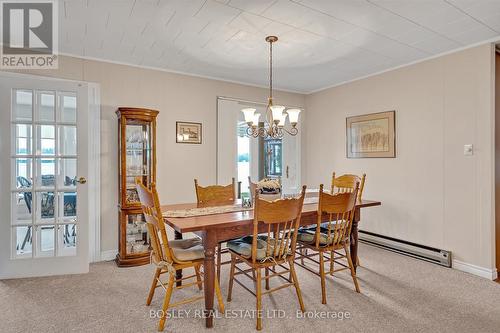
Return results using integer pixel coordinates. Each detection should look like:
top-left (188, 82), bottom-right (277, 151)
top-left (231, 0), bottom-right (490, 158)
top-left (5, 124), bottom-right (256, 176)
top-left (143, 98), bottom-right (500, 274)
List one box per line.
top-left (124, 122), bottom-right (151, 205)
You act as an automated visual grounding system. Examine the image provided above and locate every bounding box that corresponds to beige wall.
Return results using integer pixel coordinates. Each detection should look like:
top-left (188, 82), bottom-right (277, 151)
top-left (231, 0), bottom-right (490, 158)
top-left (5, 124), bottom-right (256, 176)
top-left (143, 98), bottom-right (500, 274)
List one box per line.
top-left (305, 44), bottom-right (496, 273)
top-left (5, 56), bottom-right (305, 253)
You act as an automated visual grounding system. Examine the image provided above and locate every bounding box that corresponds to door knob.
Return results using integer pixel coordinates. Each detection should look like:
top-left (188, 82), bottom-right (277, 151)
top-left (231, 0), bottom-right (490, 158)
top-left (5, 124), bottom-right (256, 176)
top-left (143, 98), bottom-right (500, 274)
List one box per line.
top-left (286, 166), bottom-right (289, 178)
top-left (76, 177), bottom-right (87, 184)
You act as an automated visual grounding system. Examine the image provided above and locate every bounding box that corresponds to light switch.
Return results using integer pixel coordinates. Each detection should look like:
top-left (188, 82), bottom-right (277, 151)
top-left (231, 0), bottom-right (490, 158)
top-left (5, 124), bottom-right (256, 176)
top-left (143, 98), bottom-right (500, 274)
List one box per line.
top-left (464, 144), bottom-right (473, 156)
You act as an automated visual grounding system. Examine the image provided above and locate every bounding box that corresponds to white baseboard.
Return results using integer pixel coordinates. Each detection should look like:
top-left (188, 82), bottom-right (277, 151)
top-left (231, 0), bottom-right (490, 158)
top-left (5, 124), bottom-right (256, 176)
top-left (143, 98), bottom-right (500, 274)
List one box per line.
top-left (452, 259), bottom-right (498, 280)
top-left (99, 249), bottom-right (118, 262)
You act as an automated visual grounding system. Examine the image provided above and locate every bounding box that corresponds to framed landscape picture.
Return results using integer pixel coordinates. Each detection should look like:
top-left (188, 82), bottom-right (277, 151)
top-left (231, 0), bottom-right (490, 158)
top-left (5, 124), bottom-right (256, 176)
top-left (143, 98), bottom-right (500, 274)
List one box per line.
top-left (176, 121), bottom-right (202, 144)
top-left (346, 111), bottom-right (395, 158)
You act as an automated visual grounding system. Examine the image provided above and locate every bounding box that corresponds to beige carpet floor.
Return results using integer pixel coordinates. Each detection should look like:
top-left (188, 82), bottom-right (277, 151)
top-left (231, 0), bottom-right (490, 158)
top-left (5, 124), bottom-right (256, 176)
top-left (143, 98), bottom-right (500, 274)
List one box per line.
top-left (1, 244), bottom-right (500, 333)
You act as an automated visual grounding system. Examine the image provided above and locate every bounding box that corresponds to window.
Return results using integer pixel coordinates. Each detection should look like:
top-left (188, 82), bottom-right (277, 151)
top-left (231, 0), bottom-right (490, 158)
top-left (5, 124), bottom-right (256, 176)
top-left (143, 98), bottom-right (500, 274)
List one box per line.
top-left (264, 139), bottom-right (282, 178)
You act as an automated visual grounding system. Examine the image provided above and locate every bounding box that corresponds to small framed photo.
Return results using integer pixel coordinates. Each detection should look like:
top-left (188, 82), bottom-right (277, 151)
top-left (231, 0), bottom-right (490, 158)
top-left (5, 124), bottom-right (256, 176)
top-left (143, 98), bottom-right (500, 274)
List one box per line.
top-left (346, 111), bottom-right (395, 158)
top-left (176, 121), bottom-right (202, 144)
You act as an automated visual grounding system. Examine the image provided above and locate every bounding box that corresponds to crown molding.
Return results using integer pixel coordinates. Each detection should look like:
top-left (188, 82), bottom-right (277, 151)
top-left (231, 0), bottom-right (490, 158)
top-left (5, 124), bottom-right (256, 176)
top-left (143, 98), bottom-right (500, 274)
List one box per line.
top-left (58, 52), bottom-right (306, 95)
top-left (308, 36), bottom-right (500, 94)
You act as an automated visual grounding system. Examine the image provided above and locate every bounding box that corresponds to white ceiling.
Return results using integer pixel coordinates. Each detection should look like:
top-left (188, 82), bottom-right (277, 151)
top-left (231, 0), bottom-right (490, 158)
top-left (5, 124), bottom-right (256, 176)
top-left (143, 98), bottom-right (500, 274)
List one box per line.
top-left (60, 0), bottom-right (500, 93)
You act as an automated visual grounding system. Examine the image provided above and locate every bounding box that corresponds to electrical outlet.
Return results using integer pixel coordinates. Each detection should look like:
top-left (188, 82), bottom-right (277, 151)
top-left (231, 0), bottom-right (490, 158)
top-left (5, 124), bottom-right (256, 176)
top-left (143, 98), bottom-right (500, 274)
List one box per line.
top-left (464, 144), bottom-right (473, 156)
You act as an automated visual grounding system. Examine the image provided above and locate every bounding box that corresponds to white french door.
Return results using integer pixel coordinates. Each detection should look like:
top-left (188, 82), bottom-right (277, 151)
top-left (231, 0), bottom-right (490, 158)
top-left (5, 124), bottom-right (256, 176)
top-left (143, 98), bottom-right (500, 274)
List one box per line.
top-left (0, 74), bottom-right (90, 278)
top-left (281, 123), bottom-right (301, 195)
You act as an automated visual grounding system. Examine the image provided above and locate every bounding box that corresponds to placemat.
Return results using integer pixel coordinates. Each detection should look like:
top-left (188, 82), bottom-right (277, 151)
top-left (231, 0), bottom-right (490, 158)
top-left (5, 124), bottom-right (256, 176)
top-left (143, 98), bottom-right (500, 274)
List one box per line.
top-left (163, 197), bottom-right (319, 218)
top-left (163, 204), bottom-right (252, 218)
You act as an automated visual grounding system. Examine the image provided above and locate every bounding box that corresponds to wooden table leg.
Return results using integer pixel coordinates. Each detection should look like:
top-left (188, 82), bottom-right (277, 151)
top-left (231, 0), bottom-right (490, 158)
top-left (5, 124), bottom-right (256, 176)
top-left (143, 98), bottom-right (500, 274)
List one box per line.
top-left (350, 207), bottom-right (360, 272)
top-left (174, 230), bottom-right (183, 287)
top-left (202, 230), bottom-right (217, 328)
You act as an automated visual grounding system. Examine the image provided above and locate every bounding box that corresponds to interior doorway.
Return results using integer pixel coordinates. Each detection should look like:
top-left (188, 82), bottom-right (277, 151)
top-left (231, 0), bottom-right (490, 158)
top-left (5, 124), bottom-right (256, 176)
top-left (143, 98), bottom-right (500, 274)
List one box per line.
top-left (216, 97), bottom-right (302, 197)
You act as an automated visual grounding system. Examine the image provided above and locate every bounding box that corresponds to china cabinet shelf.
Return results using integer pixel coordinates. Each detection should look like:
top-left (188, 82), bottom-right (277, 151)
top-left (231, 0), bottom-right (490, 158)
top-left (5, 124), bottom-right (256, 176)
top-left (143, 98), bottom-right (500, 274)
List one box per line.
top-left (115, 107), bottom-right (158, 267)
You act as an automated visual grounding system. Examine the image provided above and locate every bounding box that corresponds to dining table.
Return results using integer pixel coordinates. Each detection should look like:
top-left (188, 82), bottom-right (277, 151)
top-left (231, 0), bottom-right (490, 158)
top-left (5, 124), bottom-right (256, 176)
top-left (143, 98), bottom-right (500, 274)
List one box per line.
top-left (161, 197), bottom-right (381, 328)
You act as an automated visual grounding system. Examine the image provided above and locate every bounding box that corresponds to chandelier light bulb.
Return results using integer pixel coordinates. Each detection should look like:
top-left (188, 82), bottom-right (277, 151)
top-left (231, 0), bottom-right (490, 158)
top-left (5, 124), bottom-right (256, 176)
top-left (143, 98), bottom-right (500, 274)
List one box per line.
top-left (287, 108), bottom-right (301, 126)
top-left (277, 112), bottom-right (287, 127)
top-left (241, 108), bottom-right (256, 124)
top-left (270, 105), bottom-right (285, 124)
top-left (252, 113), bottom-right (261, 127)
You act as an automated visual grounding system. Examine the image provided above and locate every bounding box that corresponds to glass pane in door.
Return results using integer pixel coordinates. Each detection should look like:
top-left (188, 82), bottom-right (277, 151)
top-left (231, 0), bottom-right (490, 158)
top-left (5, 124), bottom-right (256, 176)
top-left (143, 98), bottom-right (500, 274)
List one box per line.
top-left (35, 191), bottom-right (56, 222)
top-left (126, 213), bottom-right (148, 254)
top-left (36, 225), bottom-right (55, 257)
top-left (58, 158), bottom-right (77, 189)
top-left (35, 158), bottom-right (55, 189)
top-left (60, 93), bottom-right (77, 123)
top-left (36, 125), bottom-right (55, 155)
top-left (14, 158), bottom-right (32, 189)
top-left (13, 89), bottom-right (32, 121)
top-left (58, 224), bottom-right (76, 256)
top-left (14, 124), bottom-right (32, 155)
top-left (37, 91), bottom-right (55, 122)
top-left (264, 139), bottom-right (282, 178)
top-left (125, 123), bottom-right (150, 204)
top-left (11, 192), bottom-right (32, 225)
top-left (14, 226), bottom-right (32, 257)
top-left (58, 191), bottom-right (77, 219)
top-left (58, 125), bottom-right (77, 155)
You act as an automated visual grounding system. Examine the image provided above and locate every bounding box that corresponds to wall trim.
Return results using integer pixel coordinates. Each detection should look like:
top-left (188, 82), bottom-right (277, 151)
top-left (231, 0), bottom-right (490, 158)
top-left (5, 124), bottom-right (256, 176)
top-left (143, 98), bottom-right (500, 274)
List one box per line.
top-left (100, 250), bottom-right (118, 262)
top-left (59, 52), bottom-right (304, 94)
top-left (310, 37), bottom-right (500, 94)
top-left (87, 83), bottom-right (101, 263)
top-left (453, 259), bottom-right (498, 280)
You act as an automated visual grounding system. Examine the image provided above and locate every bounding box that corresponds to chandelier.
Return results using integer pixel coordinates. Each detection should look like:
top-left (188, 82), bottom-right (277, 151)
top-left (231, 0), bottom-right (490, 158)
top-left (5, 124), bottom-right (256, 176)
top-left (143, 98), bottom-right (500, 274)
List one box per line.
top-left (241, 36), bottom-right (301, 139)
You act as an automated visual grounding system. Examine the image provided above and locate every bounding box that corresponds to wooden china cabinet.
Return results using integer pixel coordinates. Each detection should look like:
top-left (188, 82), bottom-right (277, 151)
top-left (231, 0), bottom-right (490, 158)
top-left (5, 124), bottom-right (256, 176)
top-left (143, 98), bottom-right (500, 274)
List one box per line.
top-left (115, 107), bottom-right (159, 267)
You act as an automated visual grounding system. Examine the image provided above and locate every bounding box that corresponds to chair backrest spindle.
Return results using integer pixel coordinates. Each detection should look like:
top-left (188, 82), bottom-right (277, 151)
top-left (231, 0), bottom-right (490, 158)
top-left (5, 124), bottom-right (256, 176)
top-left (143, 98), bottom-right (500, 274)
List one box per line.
top-left (251, 186), bottom-right (306, 263)
top-left (316, 183), bottom-right (358, 249)
top-left (331, 172), bottom-right (366, 202)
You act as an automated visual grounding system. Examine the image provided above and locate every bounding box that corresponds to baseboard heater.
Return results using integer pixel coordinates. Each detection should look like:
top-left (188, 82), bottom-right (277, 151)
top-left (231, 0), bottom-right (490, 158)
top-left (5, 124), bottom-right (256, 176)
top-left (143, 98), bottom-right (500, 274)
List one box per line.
top-left (358, 230), bottom-right (452, 267)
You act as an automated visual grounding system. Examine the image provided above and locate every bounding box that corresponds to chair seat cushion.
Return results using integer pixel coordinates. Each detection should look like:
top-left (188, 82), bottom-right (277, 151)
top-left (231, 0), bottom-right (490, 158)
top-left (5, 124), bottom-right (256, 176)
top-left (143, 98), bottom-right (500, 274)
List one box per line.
top-left (297, 226), bottom-right (342, 246)
top-left (170, 237), bottom-right (204, 261)
top-left (227, 235), bottom-right (276, 260)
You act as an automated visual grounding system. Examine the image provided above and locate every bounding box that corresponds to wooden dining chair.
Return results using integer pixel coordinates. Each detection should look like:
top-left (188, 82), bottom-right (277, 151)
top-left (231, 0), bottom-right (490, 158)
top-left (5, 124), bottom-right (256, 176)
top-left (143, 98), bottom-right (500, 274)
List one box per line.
top-left (194, 178), bottom-right (236, 205)
top-left (331, 172), bottom-right (366, 265)
top-left (295, 184), bottom-right (360, 304)
top-left (248, 176), bottom-right (257, 198)
top-left (136, 179), bottom-right (224, 331)
top-left (194, 178), bottom-right (236, 281)
top-left (226, 186), bottom-right (307, 330)
top-left (331, 172), bottom-right (366, 202)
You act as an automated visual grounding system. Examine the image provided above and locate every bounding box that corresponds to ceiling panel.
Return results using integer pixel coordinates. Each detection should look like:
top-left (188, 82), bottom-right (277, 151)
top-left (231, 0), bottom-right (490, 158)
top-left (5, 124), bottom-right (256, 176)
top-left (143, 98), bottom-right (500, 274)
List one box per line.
top-left (228, 0), bottom-right (278, 15)
top-left (59, 0), bottom-right (500, 93)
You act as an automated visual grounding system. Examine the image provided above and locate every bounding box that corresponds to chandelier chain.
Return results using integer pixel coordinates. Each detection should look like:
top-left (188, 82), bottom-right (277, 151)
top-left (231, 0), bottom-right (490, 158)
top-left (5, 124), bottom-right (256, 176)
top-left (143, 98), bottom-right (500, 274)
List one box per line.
top-left (269, 38), bottom-right (273, 104)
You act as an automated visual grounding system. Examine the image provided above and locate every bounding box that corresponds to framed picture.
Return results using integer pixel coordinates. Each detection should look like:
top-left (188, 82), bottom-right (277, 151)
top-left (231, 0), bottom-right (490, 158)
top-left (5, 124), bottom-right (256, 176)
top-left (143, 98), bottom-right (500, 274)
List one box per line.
top-left (176, 121), bottom-right (202, 144)
top-left (346, 111), bottom-right (395, 158)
